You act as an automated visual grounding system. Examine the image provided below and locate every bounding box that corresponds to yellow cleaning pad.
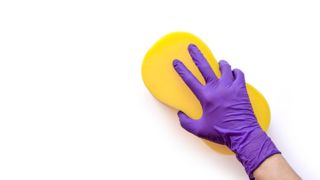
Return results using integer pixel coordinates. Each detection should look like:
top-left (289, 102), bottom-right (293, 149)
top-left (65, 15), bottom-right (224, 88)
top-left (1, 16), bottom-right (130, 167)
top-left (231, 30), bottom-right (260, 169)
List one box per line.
top-left (142, 32), bottom-right (270, 154)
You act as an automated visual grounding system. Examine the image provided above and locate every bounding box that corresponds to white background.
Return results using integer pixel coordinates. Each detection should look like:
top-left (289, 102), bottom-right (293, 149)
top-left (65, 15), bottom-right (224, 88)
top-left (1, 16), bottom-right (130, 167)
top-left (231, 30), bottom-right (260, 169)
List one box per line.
top-left (0, 0), bottom-right (319, 179)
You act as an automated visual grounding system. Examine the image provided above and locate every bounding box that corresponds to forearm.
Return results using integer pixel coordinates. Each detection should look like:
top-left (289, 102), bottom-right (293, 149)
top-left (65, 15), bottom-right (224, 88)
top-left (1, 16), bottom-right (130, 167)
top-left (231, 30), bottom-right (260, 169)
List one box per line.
top-left (253, 154), bottom-right (300, 180)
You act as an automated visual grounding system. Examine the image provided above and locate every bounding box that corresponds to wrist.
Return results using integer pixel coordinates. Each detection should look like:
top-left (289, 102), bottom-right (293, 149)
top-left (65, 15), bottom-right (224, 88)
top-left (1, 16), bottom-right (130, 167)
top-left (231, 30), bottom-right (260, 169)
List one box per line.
top-left (230, 128), bottom-right (281, 179)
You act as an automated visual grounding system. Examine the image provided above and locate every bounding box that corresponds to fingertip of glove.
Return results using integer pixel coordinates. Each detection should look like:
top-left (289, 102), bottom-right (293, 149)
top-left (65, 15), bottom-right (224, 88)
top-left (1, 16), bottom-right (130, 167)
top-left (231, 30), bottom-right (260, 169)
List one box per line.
top-left (219, 59), bottom-right (229, 66)
top-left (188, 43), bottom-right (196, 50)
top-left (172, 59), bottom-right (180, 66)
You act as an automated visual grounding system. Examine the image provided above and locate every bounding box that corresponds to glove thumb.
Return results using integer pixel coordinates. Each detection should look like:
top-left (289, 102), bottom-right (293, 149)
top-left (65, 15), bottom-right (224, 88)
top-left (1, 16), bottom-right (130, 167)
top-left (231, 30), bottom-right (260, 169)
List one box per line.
top-left (177, 111), bottom-right (198, 135)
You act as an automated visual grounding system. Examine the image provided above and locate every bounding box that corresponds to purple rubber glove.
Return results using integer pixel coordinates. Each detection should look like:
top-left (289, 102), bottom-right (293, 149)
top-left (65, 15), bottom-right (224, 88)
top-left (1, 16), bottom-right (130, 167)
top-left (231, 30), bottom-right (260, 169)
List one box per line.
top-left (173, 44), bottom-right (280, 179)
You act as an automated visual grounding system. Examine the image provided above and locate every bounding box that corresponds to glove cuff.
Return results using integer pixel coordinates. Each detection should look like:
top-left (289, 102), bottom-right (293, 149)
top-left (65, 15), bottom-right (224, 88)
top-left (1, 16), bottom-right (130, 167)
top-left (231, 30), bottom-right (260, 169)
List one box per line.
top-left (231, 129), bottom-right (281, 179)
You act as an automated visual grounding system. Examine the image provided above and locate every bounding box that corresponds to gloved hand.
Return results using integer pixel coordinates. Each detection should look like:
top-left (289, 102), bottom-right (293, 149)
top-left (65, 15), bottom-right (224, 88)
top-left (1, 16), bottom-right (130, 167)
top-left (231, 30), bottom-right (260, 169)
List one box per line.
top-left (173, 44), bottom-right (280, 179)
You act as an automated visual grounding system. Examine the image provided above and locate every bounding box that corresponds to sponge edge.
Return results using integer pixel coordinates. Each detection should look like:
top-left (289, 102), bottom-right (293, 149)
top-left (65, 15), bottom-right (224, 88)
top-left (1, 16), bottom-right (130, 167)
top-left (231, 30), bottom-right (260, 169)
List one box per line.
top-left (142, 32), bottom-right (270, 154)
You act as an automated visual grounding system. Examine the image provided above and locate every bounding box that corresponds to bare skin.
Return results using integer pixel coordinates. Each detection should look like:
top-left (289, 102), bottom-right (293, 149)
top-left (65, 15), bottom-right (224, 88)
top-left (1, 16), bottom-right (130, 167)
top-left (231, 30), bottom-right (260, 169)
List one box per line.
top-left (253, 154), bottom-right (301, 180)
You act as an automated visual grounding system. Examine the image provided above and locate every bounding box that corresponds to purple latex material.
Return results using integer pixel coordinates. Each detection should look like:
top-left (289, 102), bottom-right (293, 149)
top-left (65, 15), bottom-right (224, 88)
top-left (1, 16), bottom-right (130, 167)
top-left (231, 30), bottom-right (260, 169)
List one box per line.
top-left (173, 44), bottom-right (280, 179)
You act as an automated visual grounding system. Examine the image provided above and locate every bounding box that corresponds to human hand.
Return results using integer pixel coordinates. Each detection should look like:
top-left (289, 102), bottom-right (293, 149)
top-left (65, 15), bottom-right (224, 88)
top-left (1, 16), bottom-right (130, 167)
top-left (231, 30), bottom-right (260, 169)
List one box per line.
top-left (173, 44), bottom-right (280, 179)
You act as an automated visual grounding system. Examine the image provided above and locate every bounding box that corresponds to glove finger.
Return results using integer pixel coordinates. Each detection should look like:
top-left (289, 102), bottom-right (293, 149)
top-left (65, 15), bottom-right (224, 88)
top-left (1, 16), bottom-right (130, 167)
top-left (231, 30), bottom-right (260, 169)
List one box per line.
top-left (173, 59), bottom-right (202, 97)
top-left (177, 111), bottom-right (198, 134)
top-left (188, 44), bottom-right (218, 83)
top-left (219, 60), bottom-right (234, 85)
top-left (233, 68), bottom-right (246, 86)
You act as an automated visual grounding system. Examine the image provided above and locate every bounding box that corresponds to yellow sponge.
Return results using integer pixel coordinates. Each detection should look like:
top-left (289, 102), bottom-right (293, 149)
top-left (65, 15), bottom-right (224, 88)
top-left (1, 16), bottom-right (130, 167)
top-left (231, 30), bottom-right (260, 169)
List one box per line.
top-left (141, 32), bottom-right (270, 154)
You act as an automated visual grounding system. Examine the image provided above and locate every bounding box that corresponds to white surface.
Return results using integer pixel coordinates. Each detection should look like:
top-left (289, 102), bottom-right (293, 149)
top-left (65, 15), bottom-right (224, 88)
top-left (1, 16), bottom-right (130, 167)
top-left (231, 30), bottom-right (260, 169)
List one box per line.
top-left (0, 0), bottom-right (319, 179)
